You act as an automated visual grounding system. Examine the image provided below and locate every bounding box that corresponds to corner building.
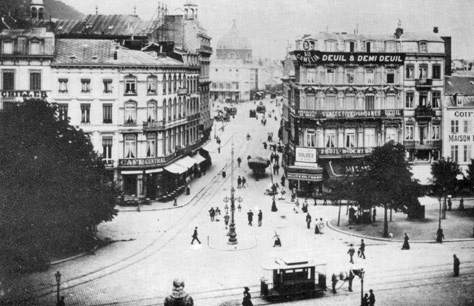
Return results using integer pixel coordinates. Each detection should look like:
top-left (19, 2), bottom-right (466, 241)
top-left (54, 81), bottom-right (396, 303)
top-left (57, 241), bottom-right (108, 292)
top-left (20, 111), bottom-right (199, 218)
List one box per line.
top-left (283, 27), bottom-right (446, 195)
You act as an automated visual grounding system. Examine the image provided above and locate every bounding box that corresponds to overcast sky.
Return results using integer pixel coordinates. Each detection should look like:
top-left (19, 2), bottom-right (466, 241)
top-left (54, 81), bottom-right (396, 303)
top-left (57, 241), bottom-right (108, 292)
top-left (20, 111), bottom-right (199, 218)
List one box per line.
top-left (61, 0), bottom-right (474, 60)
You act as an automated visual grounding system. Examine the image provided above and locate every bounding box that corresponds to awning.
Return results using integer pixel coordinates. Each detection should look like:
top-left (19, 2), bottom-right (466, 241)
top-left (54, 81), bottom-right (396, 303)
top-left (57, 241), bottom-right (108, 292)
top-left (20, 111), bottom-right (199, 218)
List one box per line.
top-left (174, 156), bottom-right (197, 169)
top-left (322, 159), bottom-right (363, 179)
top-left (145, 168), bottom-right (163, 174)
top-left (193, 154), bottom-right (206, 164)
top-left (164, 163), bottom-right (187, 174)
top-left (121, 170), bottom-right (143, 175)
top-left (286, 164), bottom-right (323, 182)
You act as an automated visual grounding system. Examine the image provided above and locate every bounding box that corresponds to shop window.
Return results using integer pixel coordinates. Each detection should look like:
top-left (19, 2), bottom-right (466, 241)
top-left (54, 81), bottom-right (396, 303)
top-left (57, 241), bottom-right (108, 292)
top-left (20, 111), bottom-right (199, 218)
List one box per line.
top-left (125, 102), bottom-right (137, 124)
top-left (58, 78), bottom-right (68, 93)
top-left (124, 135), bottom-right (136, 159)
top-left (386, 128), bottom-right (397, 143)
top-left (406, 64), bottom-right (414, 79)
top-left (406, 92), bottom-right (414, 108)
top-left (2, 70), bottom-right (14, 90)
top-left (307, 68), bottom-right (316, 83)
top-left (103, 79), bottom-right (113, 94)
top-left (29, 71), bottom-right (41, 91)
top-left (81, 79), bottom-right (91, 93)
top-left (81, 104), bottom-right (90, 123)
top-left (103, 104), bottom-right (112, 124)
top-left (58, 104), bottom-right (68, 121)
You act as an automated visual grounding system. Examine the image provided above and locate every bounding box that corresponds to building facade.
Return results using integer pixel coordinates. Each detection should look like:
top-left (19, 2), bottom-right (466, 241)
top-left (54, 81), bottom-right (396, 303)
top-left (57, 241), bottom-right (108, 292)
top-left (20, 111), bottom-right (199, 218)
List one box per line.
top-left (282, 26), bottom-right (447, 194)
top-left (443, 76), bottom-right (474, 174)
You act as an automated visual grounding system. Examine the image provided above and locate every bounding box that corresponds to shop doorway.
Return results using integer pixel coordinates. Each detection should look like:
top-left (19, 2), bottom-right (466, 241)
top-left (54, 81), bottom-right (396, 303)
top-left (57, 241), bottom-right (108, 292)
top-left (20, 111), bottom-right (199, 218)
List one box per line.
top-left (123, 175), bottom-right (137, 196)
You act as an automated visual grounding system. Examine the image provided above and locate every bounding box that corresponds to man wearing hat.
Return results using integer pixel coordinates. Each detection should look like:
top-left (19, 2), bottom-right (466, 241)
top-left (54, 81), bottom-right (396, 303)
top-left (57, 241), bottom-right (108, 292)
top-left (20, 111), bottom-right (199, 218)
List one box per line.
top-left (242, 287), bottom-right (253, 306)
top-left (164, 279), bottom-right (194, 306)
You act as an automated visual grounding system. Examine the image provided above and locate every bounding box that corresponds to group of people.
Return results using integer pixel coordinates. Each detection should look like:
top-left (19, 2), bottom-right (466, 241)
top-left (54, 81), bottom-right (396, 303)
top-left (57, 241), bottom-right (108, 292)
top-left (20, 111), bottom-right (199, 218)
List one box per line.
top-left (237, 175), bottom-right (248, 188)
top-left (247, 209), bottom-right (263, 226)
top-left (208, 206), bottom-right (222, 222)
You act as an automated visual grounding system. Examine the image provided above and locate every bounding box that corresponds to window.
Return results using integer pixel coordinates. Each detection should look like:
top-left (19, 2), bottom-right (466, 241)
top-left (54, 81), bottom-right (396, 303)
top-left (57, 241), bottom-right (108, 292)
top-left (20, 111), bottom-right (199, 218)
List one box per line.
top-left (30, 41), bottom-right (40, 55)
top-left (365, 42), bottom-right (371, 53)
top-left (103, 79), bottom-right (113, 94)
top-left (103, 104), bottom-right (112, 124)
top-left (326, 40), bottom-right (336, 51)
top-left (463, 145), bottom-right (471, 162)
top-left (327, 69), bottom-right (335, 84)
top-left (451, 145), bottom-right (458, 163)
top-left (124, 135), bottom-right (136, 159)
top-left (125, 77), bottom-right (136, 95)
top-left (418, 64), bottom-right (428, 79)
top-left (58, 78), bottom-right (68, 93)
top-left (346, 69), bottom-right (354, 84)
top-left (305, 130), bottom-right (316, 147)
top-left (30, 71), bottom-right (41, 91)
top-left (431, 125), bottom-right (440, 140)
top-left (81, 104), bottom-right (90, 123)
top-left (432, 64), bottom-right (441, 79)
top-left (365, 129), bottom-right (376, 146)
top-left (163, 75), bottom-right (167, 95)
top-left (406, 92), bottom-right (414, 108)
top-left (464, 120), bottom-right (470, 133)
top-left (58, 104), bottom-right (68, 121)
top-left (451, 120), bottom-right (459, 134)
top-left (345, 96), bottom-right (356, 110)
top-left (419, 42), bottom-right (427, 53)
top-left (3, 41), bottom-right (13, 54)
top-left (385, 41), bottom-right (397, 52)
top-left (406, 64), bottom-right (414, 79)
top-left (125, 102), bottom-right (137, 124)
top-left (345, 130), bottom-right (355, 148)
top-left (102, 137), bottom-right (113, 161)
top-left (432, 91), bottom-right (441, 108)
top-left (365, 95), bottom-right (375, 110)
top-left (419, 91), bottom-right (428, 106)
top-left (385, 95), bottom-right (395, 109)
top-left (147, 101), bottom-right (157, 122)
top-left (349, 41), bottom-right (355, 52)
top-left (325, 131), bottom-right (335, 148)
top-left (405, 126), bottom-right (414, 140)
top-left (146, 134), bottom-right (156, 157)
top-left (386, 69), bottom-right (395, 84)
top-left (325, 95), bottom-right (336, 110)
top-left (81, 79), bottom-right (91, 93)
top-left (173, 74), bottom-right (177, 93)
top-left (307, 69), bottom-right (316, 83)
top-left (366, 69), bottom-right (374, 84)
top-left (147, 77), bottom-right (157, 95)
top-left (386, 128), bottom-right (397, 143)
top-left (2, 70), bottom-right (14, 90)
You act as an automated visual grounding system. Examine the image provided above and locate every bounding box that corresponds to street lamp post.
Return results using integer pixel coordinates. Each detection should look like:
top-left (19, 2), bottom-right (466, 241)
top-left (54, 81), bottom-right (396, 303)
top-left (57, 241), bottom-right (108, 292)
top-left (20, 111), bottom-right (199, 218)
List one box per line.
top-left (359, 269), bottom-right (365, 306)
top-left (224, 139), bottom-right (242, 244)
top-left (54, 271), bottom-right (61, 304)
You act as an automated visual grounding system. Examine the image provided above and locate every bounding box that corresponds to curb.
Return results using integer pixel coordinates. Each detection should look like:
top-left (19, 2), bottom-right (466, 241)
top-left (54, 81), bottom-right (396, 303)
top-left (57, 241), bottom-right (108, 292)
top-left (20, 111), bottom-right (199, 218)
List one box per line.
top-left (326, 219), bottom-right (474, 243)
top-left (50, 244), bottom-right (100, 266)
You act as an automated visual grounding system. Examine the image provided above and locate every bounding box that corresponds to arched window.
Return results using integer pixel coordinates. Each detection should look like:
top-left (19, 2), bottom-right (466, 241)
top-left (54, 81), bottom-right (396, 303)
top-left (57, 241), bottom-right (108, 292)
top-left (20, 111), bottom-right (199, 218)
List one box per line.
top-left (168, 98), bottom-right (172, 121)
top-left (163, 75), bottom-right (167, 95)
top-left (124, 134), bottom-right (136, 159)
top-left (173, 74), bottom-right (177, 93)
top-left (147, 75), bottom-right (157, 95)
top-left (168, 74), bottom-right (172, 93)
top-left (147, 100), bottom-right (157, 122)
top-left (173, 97), bottom-right (177, 119)
top-left (163, 99), bottom-right (167, 122)
top-left (124, 101), bottom-right (137, 124)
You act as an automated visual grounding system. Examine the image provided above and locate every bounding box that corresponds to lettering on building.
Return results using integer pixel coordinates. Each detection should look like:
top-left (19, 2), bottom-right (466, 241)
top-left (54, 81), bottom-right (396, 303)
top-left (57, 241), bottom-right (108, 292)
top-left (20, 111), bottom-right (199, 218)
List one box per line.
top-left (293, 51), bottom-right (406, 65)
top-left (317, 148), bottom-right (374, 155)
top-left (297, 109), bottom-right (403, 118)
top-left (296, 147), bottom-right (317, 163)
top-left (119, 157), bottom-right (167, 167)
top-left (448, 135), bottom-right (472, 142)
top-left (1, 91), bottom-right (48, 98)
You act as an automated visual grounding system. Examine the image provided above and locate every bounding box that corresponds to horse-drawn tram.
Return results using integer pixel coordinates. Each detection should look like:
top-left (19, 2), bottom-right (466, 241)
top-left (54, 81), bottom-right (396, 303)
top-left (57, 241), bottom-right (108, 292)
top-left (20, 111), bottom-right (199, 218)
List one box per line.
top-left (260, 258), bottom-right (327, 300)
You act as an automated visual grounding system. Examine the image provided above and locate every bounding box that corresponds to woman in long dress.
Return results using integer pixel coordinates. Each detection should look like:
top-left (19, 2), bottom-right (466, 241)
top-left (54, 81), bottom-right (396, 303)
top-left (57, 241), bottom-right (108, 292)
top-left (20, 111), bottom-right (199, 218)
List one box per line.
top-left (402, 233), bottom-right (410, 250)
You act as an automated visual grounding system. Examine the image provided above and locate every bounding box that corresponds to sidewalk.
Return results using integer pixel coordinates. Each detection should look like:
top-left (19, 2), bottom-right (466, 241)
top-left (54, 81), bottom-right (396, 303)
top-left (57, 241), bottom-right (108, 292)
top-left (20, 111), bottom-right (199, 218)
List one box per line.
top-left (328, 195), bottom-right (474, 242)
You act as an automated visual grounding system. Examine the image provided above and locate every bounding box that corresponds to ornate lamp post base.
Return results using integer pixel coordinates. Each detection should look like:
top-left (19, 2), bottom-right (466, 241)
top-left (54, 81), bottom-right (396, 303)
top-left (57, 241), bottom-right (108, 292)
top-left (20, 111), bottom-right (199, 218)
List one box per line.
top-left (228, 224), bottom-right (238, 245)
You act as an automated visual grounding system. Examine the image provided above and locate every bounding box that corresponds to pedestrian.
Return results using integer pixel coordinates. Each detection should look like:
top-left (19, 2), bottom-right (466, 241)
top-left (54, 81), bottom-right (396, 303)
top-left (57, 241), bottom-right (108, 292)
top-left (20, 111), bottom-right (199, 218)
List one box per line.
top-left (436, 227), bottom-right (444, 243)
top-left (453, 254), bottom-right (461, 276)
top-left (459, 197), bottom-right (465, 210)
top-left (318, 218), bottom-right (324, 233)
top-left (448, 197), bottom-right (452, 211)
top-left (273, 232), bottom-right (282, 247)
top-left (238, 204), bottom-right (242, 212)
top-left (56, 296), bottom-right (66, 306)
top-left (372, 207), bottom-right (376, 222)
top-left (347, 269), bottom-right (354, 292)
top-left (242, 287), bottom-right (253, 306)
top-left (218, 145), bottom-right (221, 154)
top-left (295, 198), bottom-right (300, 208)
top-left (358, 239), bottom-right (366, 259)
top-left (242, 176), bottom-right (247, 188)
top-left (224, 204), bottom-right (229, 214)
top-left (331, 273), bottom-right (338, 294)
top-left (247, 209), bottom-right (254, 226)
top-left (402, 233), bottom-right (410, 250)
top-left (362, 293), bottom-right (369, 306)
top-left (191, 227), bottom-right (201, 244)
top-left (263, 142), bottom-right (267, 149)
top-left (224, 213), bottom-right (230, 229)
top-left (347, 244), bottom-right (355, 264)
top-left (314, 221), bottom-right (320, 234)
top-left (275, 163), bottom-right (280, 175)
top-left (368, 289), bottom-right (375, 306)
top-left (247, 155), bottom-right (252, 161)
top-left (237, 157), bottom-right (242, 167)
top-left (215, 206), bottom-right (221, 216)
top-left (281, 174), bottom-right (286, 187)
top-left (209, 207), bottom-right (215, 221)
top-left (173, 197), bottom-right (178, 206)
top-left (258, 210), bottom-right (263, 226)
top-left (306, 213), bottom-right (312, 229)
top-left (237, 176), bottom-right (242, 188)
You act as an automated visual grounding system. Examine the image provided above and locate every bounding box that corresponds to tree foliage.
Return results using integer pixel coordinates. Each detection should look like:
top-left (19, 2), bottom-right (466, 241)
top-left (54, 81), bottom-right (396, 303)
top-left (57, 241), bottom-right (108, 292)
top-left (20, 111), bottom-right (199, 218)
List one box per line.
top-left (431, 158), bottom-right (461, 197)
top-left (0, 99), bottom-right (118, 271)
top-left (465, 159), bottom-right (474, 190)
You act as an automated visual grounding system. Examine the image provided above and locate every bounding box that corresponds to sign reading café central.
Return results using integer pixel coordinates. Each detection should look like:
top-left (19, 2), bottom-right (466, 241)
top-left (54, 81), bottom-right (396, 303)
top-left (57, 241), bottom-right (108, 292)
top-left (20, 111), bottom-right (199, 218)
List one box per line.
top-left (293, 51), bottom-right (406, 65)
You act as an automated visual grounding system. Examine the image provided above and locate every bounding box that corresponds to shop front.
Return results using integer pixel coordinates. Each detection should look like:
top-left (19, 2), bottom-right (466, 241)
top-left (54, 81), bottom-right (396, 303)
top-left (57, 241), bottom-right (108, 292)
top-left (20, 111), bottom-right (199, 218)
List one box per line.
top-left (163, 162), bottom-right (188, 201)
top-left (286, 165), bottom-right (323, 197)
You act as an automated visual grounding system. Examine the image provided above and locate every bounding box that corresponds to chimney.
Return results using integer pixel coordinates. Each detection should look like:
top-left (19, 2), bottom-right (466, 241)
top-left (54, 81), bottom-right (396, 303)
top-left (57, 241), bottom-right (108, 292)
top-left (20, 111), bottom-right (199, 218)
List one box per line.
top-left (433, 27), bottom-right (439, 34)
top-left (394, 27), bottom-right (403, 39)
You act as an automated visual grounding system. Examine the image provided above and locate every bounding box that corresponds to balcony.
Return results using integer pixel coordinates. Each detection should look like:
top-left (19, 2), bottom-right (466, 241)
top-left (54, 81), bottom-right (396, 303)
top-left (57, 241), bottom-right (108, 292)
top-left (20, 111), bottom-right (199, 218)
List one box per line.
top-left (178, 88), bottom-right (188, 96)
top-left (143, 120), bottom-right (165, 131)
top-left (404, 140), bottom-right (441, 149)
top-left (415, 78), bottom-right (433, 90)
top-left (414, 106), bottom-right (436, 119)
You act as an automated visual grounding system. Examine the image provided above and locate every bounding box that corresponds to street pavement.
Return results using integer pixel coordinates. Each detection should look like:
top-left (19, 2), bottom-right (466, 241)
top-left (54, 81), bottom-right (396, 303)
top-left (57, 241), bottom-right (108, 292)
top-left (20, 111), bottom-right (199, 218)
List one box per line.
top-left (1, 98), bottom-right (474, 306)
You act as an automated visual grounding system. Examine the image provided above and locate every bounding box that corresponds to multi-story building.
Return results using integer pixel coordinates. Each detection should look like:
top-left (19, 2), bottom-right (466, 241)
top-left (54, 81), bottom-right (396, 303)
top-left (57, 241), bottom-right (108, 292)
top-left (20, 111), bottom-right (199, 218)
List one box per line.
top-left (0, 27), bottom-right (53, 110)
top-left (443, 76), bottom-right (474, 173)
top-left (282, 25), bottom-right (447, 195)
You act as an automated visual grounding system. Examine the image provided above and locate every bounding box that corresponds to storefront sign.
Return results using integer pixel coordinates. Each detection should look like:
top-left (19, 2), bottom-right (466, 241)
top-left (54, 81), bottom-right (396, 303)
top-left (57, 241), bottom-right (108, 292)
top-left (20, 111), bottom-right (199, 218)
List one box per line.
top-left (287, 172), bottom-right (322, 181)
top-left (119, 157), bottom-right (167, 167)
top-left (294, 51), bottom-right (405, 65)
top-left (296, 147), bottom-right (317, 163)
top-left (317, 148), bottom-right (374, 155)
top-left (454, 111), bottom-right (474, 117)
top-left (448, 134), bottom-right (473, 142)
top-left (0, 90), bottom-right (48, 98)
top-left (297, 109), bottom-right (403, 118)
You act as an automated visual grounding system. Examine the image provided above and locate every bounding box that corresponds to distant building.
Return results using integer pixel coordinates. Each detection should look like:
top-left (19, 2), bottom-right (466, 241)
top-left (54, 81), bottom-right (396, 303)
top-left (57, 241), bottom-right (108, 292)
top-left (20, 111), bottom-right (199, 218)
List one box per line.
top-left (443, 75), bottom-right (474, 174)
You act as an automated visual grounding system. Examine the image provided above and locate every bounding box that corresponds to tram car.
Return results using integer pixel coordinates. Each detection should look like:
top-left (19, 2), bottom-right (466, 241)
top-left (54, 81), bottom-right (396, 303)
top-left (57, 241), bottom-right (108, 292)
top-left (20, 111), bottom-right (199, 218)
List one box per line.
top-left (260, 258), bottom-right (327, 300)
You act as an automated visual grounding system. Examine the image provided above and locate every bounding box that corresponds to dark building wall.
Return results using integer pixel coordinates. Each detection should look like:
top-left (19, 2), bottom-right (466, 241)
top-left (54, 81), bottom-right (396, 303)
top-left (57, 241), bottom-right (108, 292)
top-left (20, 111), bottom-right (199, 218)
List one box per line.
top-left (441, 36), bottom-right (452, 76)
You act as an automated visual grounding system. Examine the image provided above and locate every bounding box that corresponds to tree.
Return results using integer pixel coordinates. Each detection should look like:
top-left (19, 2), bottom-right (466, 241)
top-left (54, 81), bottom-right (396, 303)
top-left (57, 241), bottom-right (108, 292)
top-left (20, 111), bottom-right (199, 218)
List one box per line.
top-left (465, 158), bottom-right (474, 189)
top-left (354, 141), bottom-right (421, 237)
top-left (0, 99), bottom-right (118, 272)
top-left (431, 158), bottom-right (461, 220)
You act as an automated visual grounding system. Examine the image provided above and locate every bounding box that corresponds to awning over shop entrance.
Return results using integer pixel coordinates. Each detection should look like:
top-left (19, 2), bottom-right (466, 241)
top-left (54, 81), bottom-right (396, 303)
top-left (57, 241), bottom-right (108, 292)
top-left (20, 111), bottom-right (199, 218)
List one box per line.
top-left (286, 164), bottom-right (323, 182)
top-left (192, 153), bottom-right (206, 164)
top-left (174, 156), bottom-right (197, 169)
top-left (164, 163), bottom-right (187, 174)
top-left (145, 168), bottom-right (163, 174)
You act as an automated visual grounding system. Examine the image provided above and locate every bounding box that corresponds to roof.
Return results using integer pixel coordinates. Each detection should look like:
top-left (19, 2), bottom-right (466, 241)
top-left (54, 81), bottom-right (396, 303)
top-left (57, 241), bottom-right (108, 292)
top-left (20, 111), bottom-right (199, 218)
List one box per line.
top-left (302, 31), bottom-right (444, 43)
top-left (183, 17), bottom-right (210, 52)
top-left (53, 39), bottom-right (184, 67)
top-left (0, 27), bottom-right (54, 39)
top-left (216, 20), bottom-right (251, 50)
top-left (445, 76), bottom-right (474, 96)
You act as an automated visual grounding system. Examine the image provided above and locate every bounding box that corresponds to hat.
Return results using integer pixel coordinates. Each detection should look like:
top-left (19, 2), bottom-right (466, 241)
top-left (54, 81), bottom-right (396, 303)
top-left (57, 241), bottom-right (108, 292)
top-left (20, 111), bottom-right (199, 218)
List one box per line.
top-left (244, 287), bottom-right (250, 291)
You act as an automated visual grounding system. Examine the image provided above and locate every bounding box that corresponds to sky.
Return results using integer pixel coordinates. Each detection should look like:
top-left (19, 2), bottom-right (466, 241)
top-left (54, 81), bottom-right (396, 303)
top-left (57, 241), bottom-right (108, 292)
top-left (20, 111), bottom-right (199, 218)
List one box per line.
top-left (60, 0), bottom-right (474, 60)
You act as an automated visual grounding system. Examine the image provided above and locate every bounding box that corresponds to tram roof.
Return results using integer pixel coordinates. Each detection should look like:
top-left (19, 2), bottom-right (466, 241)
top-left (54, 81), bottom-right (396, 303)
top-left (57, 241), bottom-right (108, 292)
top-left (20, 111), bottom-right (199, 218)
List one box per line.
top-left (262, 258), bottom-right (326, 270)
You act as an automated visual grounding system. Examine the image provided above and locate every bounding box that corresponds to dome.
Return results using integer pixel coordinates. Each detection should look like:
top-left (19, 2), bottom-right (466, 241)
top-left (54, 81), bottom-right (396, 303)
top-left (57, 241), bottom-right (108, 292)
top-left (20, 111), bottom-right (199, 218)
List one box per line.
top-left (31, 0), bottom-right (44, 5)
top-left (216, 20), bottom-right (251, 50)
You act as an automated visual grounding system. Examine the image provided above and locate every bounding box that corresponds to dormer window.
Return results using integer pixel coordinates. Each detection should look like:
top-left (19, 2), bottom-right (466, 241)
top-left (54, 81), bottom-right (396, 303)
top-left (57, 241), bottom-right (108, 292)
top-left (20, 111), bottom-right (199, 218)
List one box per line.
top-left (385, 41), bottom-right (397, 52)
top-left (3, 41), bottom-right (13, 54)
top-left (30, 41), bottom-right (40, 55)
top-left (419, 42), bottom-right (428, 53)
top-left (125, 76), bottom-right (137, 95)
top-left (325, 40), bottom-right (336, 52)
top-left (365, 41), bottom-right (372, 53)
